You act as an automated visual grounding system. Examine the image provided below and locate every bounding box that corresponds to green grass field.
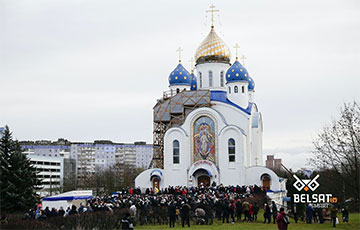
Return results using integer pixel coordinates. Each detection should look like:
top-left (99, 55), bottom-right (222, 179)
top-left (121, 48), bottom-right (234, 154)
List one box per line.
top-left (133, 212), bottom-right (360, 230)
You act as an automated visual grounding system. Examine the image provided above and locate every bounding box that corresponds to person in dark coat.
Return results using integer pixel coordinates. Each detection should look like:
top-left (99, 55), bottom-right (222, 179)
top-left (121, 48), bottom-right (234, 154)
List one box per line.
top-left (168, 201), bottom-right (176, 228)
top-left (272, 201), bottom-right (278, 224)
top-left (68, 205), bottom-right (78, 215)
top-left (180, 201), bottom-right (191, 227)
top-left (44, 206), bottom-right (51, 217)
top-left (306, 204), bottom-right (313, 224)
top-left (222, 199), bottom-right (230, 223)
top-left (293, 204), bottom-right (298, 223)
top-left (50, 208), bottom-right (58, 218)
top-left (121, 213), bottom-right (134, 230)
top-left (330, 205), bottom-right (338, 227)
top-left (236, 199), bottom-right (242, 221)
top-left (341, 207), bottom-right (349, 223)
top-left (263, 203), bottom-right (271, 223)
top-left (253, 202), bottom-right (259, 221)
top-left (58, 206), bottom-right (65, 217)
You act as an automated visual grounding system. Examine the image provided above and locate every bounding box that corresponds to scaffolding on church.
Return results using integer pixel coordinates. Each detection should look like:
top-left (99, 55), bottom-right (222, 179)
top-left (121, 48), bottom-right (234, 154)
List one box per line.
top-left (150, 89), bottom-right (212, 168)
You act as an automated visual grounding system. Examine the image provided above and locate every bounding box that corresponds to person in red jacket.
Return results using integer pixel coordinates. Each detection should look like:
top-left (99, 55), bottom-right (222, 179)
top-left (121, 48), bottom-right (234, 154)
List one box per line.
top-left (249, 203), bottom-right (254, 221)
top-left (276, 207), bottom-right (289, 230)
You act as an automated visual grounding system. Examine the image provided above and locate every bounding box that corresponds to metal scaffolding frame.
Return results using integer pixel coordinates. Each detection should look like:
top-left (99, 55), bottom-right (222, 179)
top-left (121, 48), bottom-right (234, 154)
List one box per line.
top-left (151, 90), bottom-right (211, 168)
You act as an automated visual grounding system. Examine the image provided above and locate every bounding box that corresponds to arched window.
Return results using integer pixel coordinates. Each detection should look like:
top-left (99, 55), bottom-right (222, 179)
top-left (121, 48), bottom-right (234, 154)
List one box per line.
top-left (220, 71), bottom-right (224, 87)
top-left (199, 72), bottom-right (202, 88)
top-left (173, 140), bottom-right (180, 164)
top-left (228, 87), bottom-right (231, 94)
top-left (234, 86), bottom-right (238, 93)
top-left (228, 138), bottom-right (235, 162)
top-left (242, 86), bottom-right (245, 93)
top-left (209, 71), bottom-right (213, 87)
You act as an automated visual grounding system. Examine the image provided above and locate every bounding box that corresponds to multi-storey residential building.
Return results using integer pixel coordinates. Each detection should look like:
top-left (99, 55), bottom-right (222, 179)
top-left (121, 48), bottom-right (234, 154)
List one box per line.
top-left (72, 142), bottom-right (153, 177)
top-left (28, 155), bottom-right (64, 197)
top-left (20, 139), bottom-right (153, 185)
top-left (22, 145), bottom-right (71, 158)
top-left (135, 143), bottom-right (154, 169)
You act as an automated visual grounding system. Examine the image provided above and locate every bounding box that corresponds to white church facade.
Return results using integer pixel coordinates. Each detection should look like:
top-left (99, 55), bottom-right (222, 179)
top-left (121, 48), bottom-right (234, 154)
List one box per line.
top-left (135, 9), bottom-right (286, 200)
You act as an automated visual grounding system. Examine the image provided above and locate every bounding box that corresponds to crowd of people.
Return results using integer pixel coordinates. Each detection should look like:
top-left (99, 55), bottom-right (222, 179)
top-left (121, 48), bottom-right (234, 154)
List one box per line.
top-left (18, 183), bottom-right (349, 230)
top-left (24, 184), bottom-right (291, 228)
top-left (295, 203), bottom-right (349, 228)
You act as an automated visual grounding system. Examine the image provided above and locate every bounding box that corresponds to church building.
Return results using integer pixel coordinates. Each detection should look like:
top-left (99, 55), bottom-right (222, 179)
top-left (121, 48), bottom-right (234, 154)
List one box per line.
top-left (135, 6), bottom-right (286, 201)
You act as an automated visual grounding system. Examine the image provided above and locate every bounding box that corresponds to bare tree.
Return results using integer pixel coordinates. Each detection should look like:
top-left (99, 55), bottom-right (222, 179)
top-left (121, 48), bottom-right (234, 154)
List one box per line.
top-left (311, 102), bottom-right (360, 204)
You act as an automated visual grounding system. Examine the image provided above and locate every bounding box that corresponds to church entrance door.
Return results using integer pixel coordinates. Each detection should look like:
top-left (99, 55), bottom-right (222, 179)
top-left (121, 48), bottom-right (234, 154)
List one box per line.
top-left (262, 177), bottom-right (270, 190)
top-left (197, 175), bottom-right (210, 187)
top-left (152, 177), bottom-right (160, 190)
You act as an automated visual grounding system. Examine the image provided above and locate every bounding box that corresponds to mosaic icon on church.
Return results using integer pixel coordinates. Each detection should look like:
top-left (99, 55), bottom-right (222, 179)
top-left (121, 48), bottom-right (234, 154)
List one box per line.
top-left (193, 116), bottom-right (216, 163)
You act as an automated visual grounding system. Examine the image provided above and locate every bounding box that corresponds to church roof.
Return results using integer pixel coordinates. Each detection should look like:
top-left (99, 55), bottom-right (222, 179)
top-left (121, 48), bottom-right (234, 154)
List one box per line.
top-left (195, 27), bottom-right (231, 65)
top-left (154, 90), bottom-right (252, 123)
top-left (225, 60), bottom-right (249, 83)
top-left (168, 63), bottom-right (192, 86)
top-left (210, 91), bottom-right (252, 115)
top-left (248, 76), bottom-right (255, 91)
top-left (190, 72), bottom-right (197, 91)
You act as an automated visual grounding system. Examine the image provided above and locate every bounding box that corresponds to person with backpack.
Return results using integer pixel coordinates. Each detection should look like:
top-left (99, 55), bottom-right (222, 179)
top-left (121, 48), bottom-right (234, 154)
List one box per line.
top-left (276, 207), bottom-right (289, 230)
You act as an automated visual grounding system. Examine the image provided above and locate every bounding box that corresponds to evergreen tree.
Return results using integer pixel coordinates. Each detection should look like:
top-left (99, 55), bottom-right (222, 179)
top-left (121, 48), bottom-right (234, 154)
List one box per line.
top-left (0, 126), bottom-right (41, 213)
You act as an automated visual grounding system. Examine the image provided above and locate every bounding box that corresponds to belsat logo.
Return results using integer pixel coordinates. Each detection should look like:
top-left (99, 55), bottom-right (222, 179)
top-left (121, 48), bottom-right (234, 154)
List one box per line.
top-left (292, 174), bottom-right (337, 208)
top-left (293, 174), bottom-right (320, 192)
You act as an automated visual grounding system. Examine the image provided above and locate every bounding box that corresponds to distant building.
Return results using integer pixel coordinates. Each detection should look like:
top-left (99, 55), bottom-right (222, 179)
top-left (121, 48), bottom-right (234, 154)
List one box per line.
top-left (0, 127), bottom-right (4, 138)
top-left (265, 155), bottom-right (282, 170)
top-left (21, 145), bottom-right (71, 158)
top-left (71, 142), bottom-right (153, 177)
top-left (28, 155), bottom-right (64, 197)
top-left (20, 139), bottom-right (153, 182)
top-left (297, 168), bottom-right (312, 178)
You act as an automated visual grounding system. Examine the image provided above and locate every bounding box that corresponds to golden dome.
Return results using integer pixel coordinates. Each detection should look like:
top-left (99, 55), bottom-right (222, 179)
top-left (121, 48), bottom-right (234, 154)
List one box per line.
top-left (195, 26), bottom-right (231, 64)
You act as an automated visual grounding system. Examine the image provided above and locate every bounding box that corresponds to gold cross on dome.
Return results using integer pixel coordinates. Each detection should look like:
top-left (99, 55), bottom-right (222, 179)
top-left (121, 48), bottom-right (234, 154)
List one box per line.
top-left (234, 43), bottom-right (240, 60)
top-left (176, 47), bottom-right (183, 63)
top-left (206, 4), bottom-right (219, 27)
top-left (240, 55), bottom-right (247, 66)
top-left (189, 57), bottom-right (194, 72)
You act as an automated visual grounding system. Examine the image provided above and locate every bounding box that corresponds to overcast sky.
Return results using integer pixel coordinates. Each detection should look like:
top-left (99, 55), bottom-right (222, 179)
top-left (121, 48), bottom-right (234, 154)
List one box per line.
top-left (1, 0), bottom-right (359, 170)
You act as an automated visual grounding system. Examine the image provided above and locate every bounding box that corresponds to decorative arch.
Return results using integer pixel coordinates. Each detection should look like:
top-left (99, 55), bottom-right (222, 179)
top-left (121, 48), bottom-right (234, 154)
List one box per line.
top-left (261, 173), bottom-right (271, 189)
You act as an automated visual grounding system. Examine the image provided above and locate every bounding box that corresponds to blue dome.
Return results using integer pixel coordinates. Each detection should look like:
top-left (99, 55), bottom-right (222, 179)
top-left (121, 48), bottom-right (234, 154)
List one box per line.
top-left (225, 60), bottom-right (250, 83)
top-left (248, 76), bottom-right (255, 91)
top-left (190, 73), bottom-right (197, 90)
top-left (169, 63), bottom-right (191, 86)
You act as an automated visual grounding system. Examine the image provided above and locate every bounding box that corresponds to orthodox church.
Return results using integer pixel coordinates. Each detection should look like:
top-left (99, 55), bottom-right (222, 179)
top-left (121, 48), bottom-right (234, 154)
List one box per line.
top-left (136, 6), bottom-right (286, 201)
